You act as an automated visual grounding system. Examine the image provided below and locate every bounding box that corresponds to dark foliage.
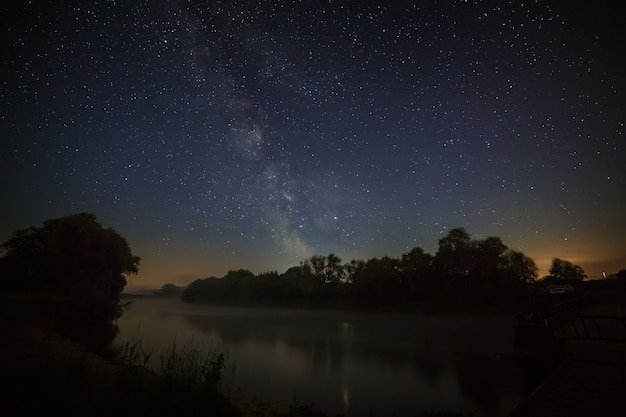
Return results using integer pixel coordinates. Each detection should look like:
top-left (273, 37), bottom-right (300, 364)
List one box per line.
top-left (0, 213), bottom-right (140, 324)
top-left (1, 337), bottom-right (239, 417)
top-left (182, 227), bottom-right (539, 311)
top-left (153, 283), bottom-right (185, 298)
top-left (547, 258), bottom-right (587, 282)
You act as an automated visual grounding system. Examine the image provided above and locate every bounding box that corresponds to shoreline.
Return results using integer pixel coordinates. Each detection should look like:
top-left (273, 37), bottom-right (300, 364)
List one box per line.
top-left (0, 295), bottom-right (294, 417)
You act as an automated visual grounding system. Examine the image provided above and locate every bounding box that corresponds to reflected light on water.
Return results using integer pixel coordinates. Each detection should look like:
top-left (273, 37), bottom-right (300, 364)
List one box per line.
top-left (115, 298), bottom-right (524, 417)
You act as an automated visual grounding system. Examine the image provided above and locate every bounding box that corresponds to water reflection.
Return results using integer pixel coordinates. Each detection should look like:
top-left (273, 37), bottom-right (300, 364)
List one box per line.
top-left (115, 298), bottom-right (523, 417)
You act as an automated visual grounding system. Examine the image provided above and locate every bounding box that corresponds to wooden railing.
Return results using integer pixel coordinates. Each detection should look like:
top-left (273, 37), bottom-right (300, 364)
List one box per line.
top-left (549, 314), bottom-right (626, 341)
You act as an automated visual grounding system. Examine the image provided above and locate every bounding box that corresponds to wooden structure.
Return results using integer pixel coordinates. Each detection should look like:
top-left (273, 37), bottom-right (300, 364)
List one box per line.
top-left (509, 302), bottom-right (626, 417)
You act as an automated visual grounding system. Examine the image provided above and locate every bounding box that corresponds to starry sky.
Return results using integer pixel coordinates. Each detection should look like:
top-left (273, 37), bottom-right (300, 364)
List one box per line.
top-left (2, 1), bottom-right (624, 290)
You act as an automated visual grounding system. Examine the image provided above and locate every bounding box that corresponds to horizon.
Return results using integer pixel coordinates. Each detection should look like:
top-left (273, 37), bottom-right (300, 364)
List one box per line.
top-left (121, 237), bottom-right (622, 292)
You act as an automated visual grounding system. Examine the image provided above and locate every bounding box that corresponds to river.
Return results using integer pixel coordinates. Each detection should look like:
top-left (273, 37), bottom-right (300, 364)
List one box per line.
top-left (114, 297), bottom-right (524, 416)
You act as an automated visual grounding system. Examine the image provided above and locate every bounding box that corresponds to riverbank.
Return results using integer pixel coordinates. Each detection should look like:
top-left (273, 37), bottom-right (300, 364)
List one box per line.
top-left (0, 294), bottom-right (297, 417)
top-left (1, 323), bottom-right (222, 415)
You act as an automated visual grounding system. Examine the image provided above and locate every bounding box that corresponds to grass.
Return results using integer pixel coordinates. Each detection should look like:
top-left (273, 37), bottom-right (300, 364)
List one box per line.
top-left (119, 336), bottom-right (227, 389)
top-left (118, 336), bottom-right (153, 368)
top-left (1, 321), bottom-right (239, 417)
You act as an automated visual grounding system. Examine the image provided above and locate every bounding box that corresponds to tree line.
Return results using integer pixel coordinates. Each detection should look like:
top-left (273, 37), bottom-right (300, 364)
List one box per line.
top-left (182, 227), bottom-right (544, 310)
top-left (0, 213), bottom-right (599, 320)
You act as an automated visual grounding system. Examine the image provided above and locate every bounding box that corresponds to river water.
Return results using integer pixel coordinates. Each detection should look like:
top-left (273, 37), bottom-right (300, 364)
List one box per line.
top-left (114, 297), bottom-right (524, 416)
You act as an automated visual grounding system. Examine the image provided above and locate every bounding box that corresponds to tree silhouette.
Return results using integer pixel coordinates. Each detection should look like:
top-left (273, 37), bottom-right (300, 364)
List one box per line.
top-left (154, 283), bottom-right (184, 297)
top-left (548, 258), bottom-right (586, 282)
top-left (0, 213), bottom-right (140, 323)
top-left (436, 227), bottom-right (474, 277)
top-left (401, 247), bottom-right (438, 301)
top-left (504, 250), bottom-right (538, 286)
top-left (180, 227), bottom-right (540, 311)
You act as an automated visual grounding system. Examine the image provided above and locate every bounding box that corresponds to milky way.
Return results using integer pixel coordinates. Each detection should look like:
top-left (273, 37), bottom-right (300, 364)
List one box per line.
top-left (2, 1), bottom-right (624, 287)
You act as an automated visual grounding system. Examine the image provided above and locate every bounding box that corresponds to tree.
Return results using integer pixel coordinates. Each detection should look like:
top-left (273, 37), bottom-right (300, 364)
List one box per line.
top-left (401, 248), bottom-right (437, 301)
top-left (474, 237), bottom-right (508, 272)
top-left (548, 258), bottom-right (587, 282)
top-left (437, 227), bottom-right (472, 253)
top-left (181, 277), bottom-right (218, 304)
top-left (434, 228), bottom-right (538, 307)
top-left (401, 247), bottom-right (433, 275)
top-left (344, 259), bottom-right (365, 286)
top-left (350, 256), bottom-right (406, 305)
top-left (436, 227), bottom-right (474, 277)
top-left (503, 250), bottom-right (538, 286)
top-left (298, 254), bottom-right (346, 304)
top-left (0, 213), bottom-right (140, 323)
top-left (325, 253), bottom-right (345, 284)
top-left (154, 283), bottom-right (184, 298)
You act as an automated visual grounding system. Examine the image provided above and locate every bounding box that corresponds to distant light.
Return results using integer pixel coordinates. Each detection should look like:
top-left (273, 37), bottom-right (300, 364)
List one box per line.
top-left (602, 272), bottom-right (607, 279)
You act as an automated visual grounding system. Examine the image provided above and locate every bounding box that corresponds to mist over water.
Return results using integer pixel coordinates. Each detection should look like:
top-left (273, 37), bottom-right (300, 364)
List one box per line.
top-left (115, 298), bottom-right (524, 416)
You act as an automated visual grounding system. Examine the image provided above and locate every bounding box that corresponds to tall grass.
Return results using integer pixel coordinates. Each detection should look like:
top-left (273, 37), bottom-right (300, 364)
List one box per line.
top-left (118, 336), bottom-right (228, 389)
top-left (159, 338), bottom-right (225, 388)
top-left (119, 337), bottom-right (153, 368)
top-left (114, 337), bottom-right (239, 416)
top-left (3, 332), bottom-right (239, 416)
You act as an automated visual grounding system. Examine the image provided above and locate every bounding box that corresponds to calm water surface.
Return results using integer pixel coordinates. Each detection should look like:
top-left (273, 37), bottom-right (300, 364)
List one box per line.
top-left (114, 297), bottom-right (524, 416)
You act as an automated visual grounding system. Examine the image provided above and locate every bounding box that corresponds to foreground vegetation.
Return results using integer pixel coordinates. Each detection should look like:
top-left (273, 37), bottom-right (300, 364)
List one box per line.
top-left (0, 213), bottom-right (140, 325)
top-left (0, 294), bottom-right (239, 417)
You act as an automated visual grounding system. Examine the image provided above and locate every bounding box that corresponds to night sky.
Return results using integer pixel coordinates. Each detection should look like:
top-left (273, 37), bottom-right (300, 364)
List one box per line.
top-left (2, 1), bottom-right (624, 290)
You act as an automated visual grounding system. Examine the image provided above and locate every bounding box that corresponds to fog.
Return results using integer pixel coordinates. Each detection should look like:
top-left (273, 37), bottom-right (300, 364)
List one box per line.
top-left (115, 298), bottom-right (524, 416)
